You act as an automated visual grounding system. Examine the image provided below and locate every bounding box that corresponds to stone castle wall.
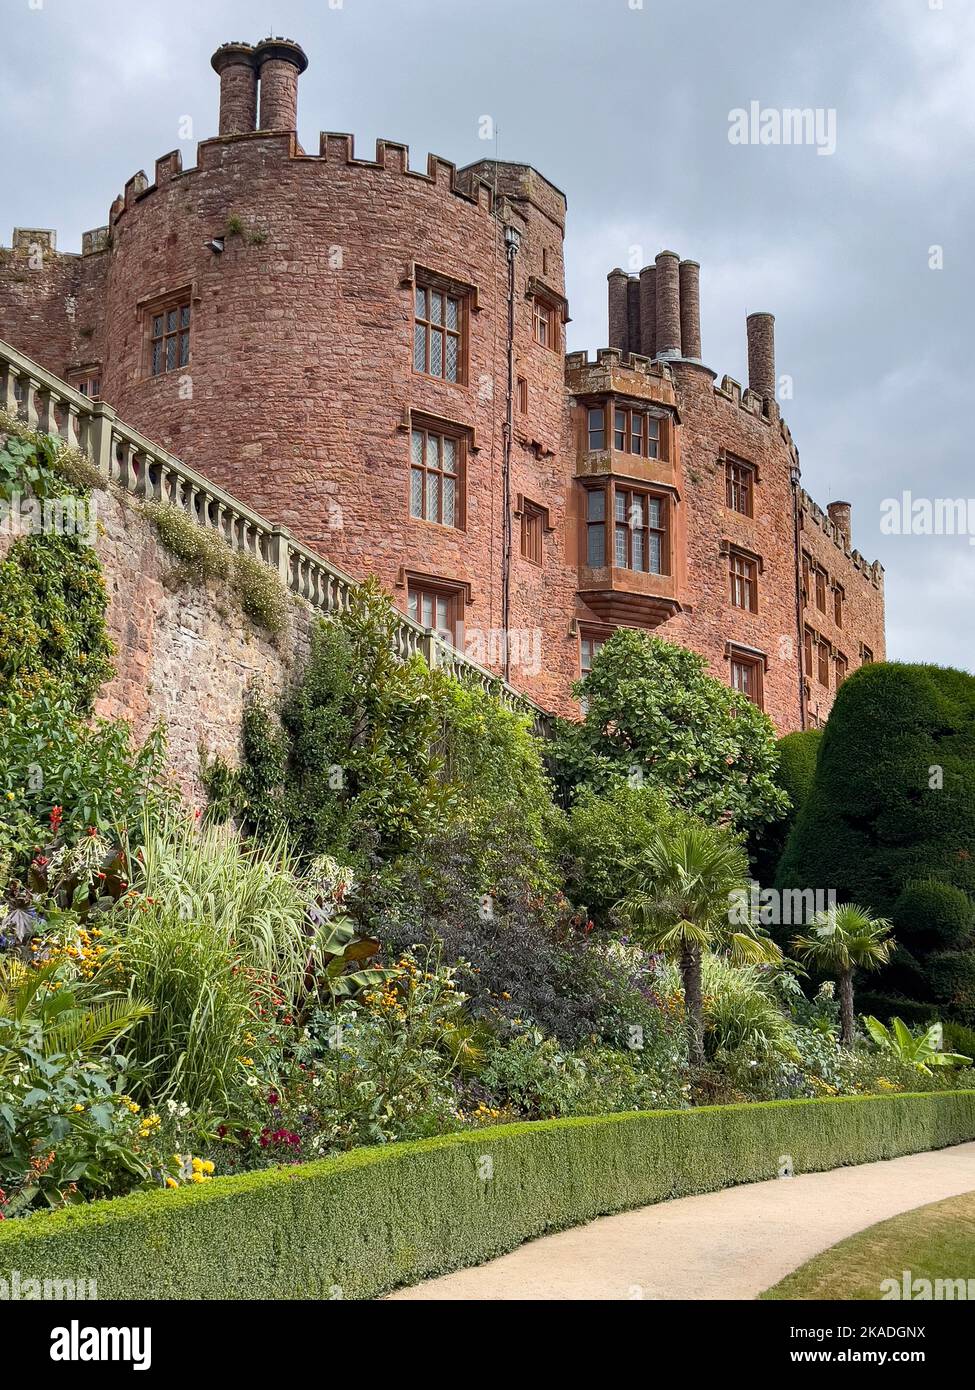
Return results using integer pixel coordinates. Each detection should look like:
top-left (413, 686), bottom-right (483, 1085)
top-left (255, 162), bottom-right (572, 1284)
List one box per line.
top-left (0, 34), bottom-right (887, 734)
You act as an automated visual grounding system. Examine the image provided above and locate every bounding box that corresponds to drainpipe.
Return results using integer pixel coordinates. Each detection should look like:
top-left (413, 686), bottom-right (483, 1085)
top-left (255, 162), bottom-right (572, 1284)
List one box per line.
top-left (502, 223), bottom-right (521, 683)
top-left (790, 460), bottom-right (807, 730)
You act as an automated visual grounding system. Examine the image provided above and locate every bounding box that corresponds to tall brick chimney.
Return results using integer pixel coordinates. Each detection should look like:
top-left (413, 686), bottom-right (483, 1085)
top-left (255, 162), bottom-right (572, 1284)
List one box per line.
top-left (746, 311), bottom-right (776, 402)
top-left (607, 269), bottom-right (629, 352)
top-left (654, 251), bottom-right (681, 358)
top-left (255, 37), bottom-right (309, 133)
top-left (679, 259), bottom-right (701, 360)
top-left (211, 43), bottom-right (258, 137)
top-left (638, 264), bottom-right (657, 358)
top-left (827, 501), bottom-right (852, 544)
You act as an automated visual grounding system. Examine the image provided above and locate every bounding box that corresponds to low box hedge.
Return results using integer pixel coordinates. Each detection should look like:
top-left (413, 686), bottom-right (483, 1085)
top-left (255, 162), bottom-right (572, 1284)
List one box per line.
top-left (2, 1091), bottom-right (974, 1300)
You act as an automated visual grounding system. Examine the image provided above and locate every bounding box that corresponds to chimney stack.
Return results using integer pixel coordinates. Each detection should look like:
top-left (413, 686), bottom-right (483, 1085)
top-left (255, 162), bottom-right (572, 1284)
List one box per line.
top-left (679, 259), bottom-right (701, 361)
top-left (211, 43), bottom-right (258, 137)
top-left (654, 251), bottom-right (681, 358)
top-left (607, 269), bottom-right (630, 352)
top-left (638, 265), bottom-right (657, 358)
top-left (827, 501), bottom-right (852, 544)
top-left (746, 311), bottom-right (776, 403)
top-left (254, 36), bottom-right (309, 133)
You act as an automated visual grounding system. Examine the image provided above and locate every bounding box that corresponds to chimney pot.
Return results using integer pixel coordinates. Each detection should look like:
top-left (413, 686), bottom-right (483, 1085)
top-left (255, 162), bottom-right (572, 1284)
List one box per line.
top-left (827, 500), bottom-right (853, 544)
top-left (638, 265), bottom-right (657, 358)
top-left (679, 260), bottom-right (702, 361)
top-left (607, 268), bottom-right (630, 352)
top-left (746, 311), bottom-right (776, 402)
top-left (654, 251), bottom-right (681, 358)
top-left (210, 43), bottom-right (258, 137)
top-left (254, 36), bottom-right (309, 133)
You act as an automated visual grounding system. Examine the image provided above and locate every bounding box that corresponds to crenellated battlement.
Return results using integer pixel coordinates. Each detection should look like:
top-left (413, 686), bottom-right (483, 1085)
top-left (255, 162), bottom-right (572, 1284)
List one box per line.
top-left (0, 31), bottom-right (886, 735)
top-left (712, 372), bottom-right (801, 473)
top-left (800, 488), bottom-right (883, 585)
top-left (101, 129), bottom-right (499, 241)
top-left (565, 347), bottom-right (675, 382)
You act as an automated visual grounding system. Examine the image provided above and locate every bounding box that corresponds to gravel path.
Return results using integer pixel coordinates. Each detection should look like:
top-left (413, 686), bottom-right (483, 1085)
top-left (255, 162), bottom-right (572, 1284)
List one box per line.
top-left (387, 1141), bottom-right (975, 1300)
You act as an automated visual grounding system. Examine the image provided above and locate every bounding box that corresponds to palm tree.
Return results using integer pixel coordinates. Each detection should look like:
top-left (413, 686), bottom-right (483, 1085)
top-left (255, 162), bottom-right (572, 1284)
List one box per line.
top-left (792, 903), bottom-right (894, 1047)
top-left (617, 821), bottom-right (780, 1068)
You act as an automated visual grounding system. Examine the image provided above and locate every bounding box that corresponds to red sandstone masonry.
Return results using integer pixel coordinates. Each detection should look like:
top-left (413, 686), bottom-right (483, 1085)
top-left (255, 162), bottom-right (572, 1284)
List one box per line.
top-left (0, 36), bottom-right (886, 733)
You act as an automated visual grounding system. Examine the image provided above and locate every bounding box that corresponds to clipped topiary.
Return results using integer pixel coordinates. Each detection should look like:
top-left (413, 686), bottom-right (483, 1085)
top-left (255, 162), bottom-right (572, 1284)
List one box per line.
top-left (892, 880), bottom-right (974, 953)
top-left (778, 661), bottom-right (975, 1020)
top-left (751, 728), bottom-right (822, 885)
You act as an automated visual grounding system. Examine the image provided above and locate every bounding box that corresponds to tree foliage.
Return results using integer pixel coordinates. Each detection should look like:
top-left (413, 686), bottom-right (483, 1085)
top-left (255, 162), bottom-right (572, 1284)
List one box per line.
top-left (777, 662), bottom-right (975, 1021)
top-left (549, 629), bottom-right (789, 836)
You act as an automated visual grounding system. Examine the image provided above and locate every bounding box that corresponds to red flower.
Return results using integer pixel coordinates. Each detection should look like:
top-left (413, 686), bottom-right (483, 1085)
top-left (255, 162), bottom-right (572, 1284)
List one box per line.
top-left (50, 805), bottom-right (63, 832)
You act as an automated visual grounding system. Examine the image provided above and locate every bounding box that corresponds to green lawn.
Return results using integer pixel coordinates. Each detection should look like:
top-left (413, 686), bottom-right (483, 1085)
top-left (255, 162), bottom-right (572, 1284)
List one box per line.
top-left (763, 1191), bottom-right (975, 1300)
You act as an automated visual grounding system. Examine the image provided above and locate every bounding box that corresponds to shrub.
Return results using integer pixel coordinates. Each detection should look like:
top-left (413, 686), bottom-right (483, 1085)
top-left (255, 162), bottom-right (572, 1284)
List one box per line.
top-left (232, 551), bottom-right (289, 638)
top-left (0, 524), bottom-right (113, 715)
top-left (558, 782), bottom-right (674, 927)
top-left (891, 880), bottom-right (974, 953)
top-left (751, 728), bottom-right (822, 884)
top-left (432, 674), bottom-right (562, 893)
top-left (145, 503), bottom-right (288, 638)
top-left (2, 1092), bottom-right (973, 1298)
top-left (214, 585), bottom-right (563, 885)
top-left (0, 693), bottom-right (168, 879)
top-left (367, 825), bottom-right (631, 1046)
top-left (926, 950), bottom-right (975, 1025)
top-left (118, 909), bottom-right (258, 1112)
top-left (548, 629), bottom-right (788, 836)
top-left (262, 582), bottom-right (454, 861)
top-left (0, 958), bottom-right (152, 1214)
top-left (777, 662), bottom-right (975, 1020)
top-left (944, 1021), bottom-right (975, 1059)
top-left (144, 502), bottom-right (231, 585)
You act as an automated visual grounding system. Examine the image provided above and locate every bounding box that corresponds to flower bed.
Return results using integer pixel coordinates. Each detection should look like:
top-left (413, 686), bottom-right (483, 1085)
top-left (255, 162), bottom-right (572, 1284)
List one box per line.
top-left (2, 1090), bottom-right (973, 1300)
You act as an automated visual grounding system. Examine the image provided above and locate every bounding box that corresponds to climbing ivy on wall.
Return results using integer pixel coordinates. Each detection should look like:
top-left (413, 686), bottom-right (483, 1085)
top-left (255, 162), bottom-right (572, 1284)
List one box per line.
top-left (0, 424), bottom-right (114, 715)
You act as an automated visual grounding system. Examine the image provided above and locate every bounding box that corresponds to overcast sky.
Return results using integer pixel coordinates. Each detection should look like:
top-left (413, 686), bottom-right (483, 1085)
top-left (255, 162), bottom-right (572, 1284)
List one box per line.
top-left (2, 0), bottom-right (972, 672)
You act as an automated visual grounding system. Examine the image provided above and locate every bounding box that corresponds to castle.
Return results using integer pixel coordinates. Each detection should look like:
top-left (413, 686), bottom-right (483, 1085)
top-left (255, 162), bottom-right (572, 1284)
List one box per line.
top-left (0, 36), bottom-right (884, 731)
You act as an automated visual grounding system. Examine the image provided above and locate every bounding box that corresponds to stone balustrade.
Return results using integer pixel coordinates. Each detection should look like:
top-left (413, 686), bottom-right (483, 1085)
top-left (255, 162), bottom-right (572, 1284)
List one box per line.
top-left (0, 337), bottom-right (550, 734)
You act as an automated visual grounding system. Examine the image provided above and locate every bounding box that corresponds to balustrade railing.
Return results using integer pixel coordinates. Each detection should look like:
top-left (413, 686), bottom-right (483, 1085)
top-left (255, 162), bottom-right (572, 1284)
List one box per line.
top-left (0, 338), bottom-right (551, 734)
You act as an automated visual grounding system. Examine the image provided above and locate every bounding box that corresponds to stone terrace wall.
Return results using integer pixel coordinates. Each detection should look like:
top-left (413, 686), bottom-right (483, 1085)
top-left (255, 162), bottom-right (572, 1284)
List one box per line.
top-left (1, 467), bottom-right (312, 803)
top-left (92, 483), bottom-right (316, 801)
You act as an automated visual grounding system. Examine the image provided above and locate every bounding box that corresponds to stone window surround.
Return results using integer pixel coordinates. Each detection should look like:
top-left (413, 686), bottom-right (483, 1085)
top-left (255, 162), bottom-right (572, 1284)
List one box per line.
top-left (138, 283), bottom-right (194, 380)
top-left (725, 640), bottom-right (767, 709)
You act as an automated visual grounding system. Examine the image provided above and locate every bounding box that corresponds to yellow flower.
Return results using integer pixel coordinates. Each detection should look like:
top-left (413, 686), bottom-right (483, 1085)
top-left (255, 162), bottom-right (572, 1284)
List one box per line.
top-left (165, 1177), bottom-right (178, 1189)
top-left (191, 1157), bottom-right (204, 1172)
top-left (72, 1103), bottom-right (85, 1113)
top-left (201, 1160), bottom-right (215, 1175)
top-left (190, 1172), bottom-right (205, 1183)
